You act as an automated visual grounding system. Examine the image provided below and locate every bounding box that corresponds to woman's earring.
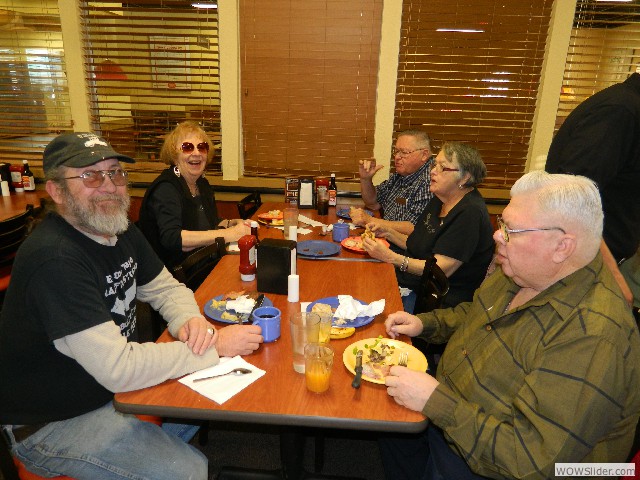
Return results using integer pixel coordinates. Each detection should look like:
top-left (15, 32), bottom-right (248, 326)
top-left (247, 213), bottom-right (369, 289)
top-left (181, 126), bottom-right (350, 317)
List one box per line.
top-left (458, 184), bottom-right (464, 189)
top-left (173, 165), bottom-right (181, 178)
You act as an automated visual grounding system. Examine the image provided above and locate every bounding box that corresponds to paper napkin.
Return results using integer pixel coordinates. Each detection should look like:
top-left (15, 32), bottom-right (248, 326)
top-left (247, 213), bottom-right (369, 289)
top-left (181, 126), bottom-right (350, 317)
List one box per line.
top-left (180, 356), bottom-right (265, 404)
top-left (227, 242), bottom-right (240, 252)
top-left (273, 226), bottom-right (313, 236)
top-left (225, 295), bottom-right (255, 314)
top-left (297, 214), bottom-right (326, 228)
top-left (334, 295), bottom-right (385, 320)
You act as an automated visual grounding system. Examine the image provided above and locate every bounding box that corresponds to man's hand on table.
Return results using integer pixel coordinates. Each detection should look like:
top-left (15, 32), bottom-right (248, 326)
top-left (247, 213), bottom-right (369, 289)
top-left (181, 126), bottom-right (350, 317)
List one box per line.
top-left (385, 311), bottom-right (424, 339)
top-left (385, 366), bottom-right (439, 412)
top-left (215, 324), bottom-right (263, 356)
top-left (178, 316), bottom-right (219, 355)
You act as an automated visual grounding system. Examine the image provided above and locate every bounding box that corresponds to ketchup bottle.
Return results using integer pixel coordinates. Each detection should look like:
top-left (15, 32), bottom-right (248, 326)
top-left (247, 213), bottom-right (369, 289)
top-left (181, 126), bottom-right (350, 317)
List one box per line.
top-left (238, 234), bottom-right (257, 281)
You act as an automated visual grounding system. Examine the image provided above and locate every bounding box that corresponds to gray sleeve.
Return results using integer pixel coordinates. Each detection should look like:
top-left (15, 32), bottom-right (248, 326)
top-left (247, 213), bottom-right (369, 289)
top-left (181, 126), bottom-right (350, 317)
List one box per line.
top-left (136, 267), bottom-right (204, 339)
top-left (53, 321), bottom-right (220, 392)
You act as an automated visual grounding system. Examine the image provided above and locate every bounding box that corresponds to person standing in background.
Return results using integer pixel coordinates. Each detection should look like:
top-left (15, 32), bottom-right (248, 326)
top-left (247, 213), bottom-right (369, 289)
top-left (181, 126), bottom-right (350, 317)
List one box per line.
top-left (546, 73), bottom-right (640, 307)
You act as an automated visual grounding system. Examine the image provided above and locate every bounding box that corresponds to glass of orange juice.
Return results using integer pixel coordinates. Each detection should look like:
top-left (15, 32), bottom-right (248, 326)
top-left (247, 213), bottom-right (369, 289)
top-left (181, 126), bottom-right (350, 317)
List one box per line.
top-left (317, 313), bottom-right (332, 345)
top-left (304, 343), bottom-right (334, 393)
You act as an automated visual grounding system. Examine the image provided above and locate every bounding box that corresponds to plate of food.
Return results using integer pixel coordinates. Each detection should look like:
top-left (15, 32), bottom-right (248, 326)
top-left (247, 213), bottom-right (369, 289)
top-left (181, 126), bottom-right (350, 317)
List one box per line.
top-left (257, 217), bottom-right (284, 226)
top-left (336, 207), bottom-right (373, 221)
top-left (258, 210), bottom-right (283, 221)
top-left (340, 228), bottom-right (390, 254)
top-left (204, 291), bottom-right (273, 324)
top-left (307, 296), bottom-right (375, 328)
top-left (343, 337), bottom-right (428, 385)
top-left (297, 240), bottom-right (340, 258)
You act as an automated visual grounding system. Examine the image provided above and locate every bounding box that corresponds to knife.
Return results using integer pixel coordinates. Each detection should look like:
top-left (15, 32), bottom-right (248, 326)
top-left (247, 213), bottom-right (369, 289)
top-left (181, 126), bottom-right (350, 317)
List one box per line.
top-left (242, 293), bottom-right (265, 324)
top-left (352, 350), bottom-right (363, 389)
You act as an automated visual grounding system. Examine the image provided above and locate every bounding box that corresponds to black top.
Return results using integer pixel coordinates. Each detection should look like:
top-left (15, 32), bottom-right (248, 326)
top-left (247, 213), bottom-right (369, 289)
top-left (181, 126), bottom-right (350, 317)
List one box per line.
top-left (138, 168), bottom-right (222, 268)
top-left (397, 189), bottom-right (495, 307)
top-left (547, 73), bottom-right (640, 262)
top-left (0, 214), bottom-right (163, 424)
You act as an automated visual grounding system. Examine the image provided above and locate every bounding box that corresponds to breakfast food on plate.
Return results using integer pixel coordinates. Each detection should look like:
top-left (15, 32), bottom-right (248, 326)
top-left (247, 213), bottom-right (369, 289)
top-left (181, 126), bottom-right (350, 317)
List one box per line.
top-left (271, 219), bottom-right (284, 226)
top-left (354, 336), bottom-right (397, 380)
top-left (210, 298), bottom-right (227, 309)
top-left (266, 209), bottom-right (282, 218)
top-left (330, 326), bottom-right (355, 339)
top-left (223, 290), bottom-right (246, 300)
top-left (220, 311), bottom-right (239, 322)
top-left (311, 303), bottom-right (333, 316)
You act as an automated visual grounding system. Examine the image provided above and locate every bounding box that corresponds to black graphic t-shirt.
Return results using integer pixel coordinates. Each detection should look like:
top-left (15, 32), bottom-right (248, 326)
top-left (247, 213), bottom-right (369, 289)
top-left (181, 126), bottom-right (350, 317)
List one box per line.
top-left (0, 213), bottom-right (164, 424)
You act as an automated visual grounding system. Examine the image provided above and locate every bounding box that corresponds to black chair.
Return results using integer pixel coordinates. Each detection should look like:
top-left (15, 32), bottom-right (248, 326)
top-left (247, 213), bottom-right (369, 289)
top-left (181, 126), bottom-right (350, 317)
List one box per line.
top-left (236, 191), bottom-right (262, 220)
top-left (0, 205), bottom-right (37, 309)
top-left (411, 257), bottom-right (450, 373)
top-left (172, 237), bottom-right (227, 291)
top-left (0, 428), bottom-right (20, 480)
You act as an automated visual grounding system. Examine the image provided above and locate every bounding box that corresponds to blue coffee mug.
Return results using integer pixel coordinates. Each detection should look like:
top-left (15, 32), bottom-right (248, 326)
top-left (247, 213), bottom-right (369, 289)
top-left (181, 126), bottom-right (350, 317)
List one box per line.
top-left (332, 223), bottom-right (350, 242)
top-left (251, 306), bottom-right (281, 342)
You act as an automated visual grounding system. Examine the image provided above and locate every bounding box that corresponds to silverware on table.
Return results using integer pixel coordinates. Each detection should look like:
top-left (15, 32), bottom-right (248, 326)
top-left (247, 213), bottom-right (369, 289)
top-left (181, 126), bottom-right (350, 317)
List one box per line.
top-left (193, 367), bottom-right (252, 382)
top-left (352, 350), bottom-right (363, 389)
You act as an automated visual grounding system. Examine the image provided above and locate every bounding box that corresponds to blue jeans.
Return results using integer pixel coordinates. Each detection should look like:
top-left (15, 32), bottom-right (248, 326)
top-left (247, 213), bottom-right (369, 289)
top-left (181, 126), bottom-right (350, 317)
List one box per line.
top-left (8, 402), bottom-right (207, 480)
top-left (401, 289), bottom-right (417, 313)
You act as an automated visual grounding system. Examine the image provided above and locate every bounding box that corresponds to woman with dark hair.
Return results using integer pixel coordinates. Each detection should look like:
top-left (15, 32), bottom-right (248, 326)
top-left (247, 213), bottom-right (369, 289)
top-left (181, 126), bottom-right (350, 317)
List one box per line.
top-left (139, 121), bottom-right (248, 269)
top-left (363, 142), bottom-right (495, 313)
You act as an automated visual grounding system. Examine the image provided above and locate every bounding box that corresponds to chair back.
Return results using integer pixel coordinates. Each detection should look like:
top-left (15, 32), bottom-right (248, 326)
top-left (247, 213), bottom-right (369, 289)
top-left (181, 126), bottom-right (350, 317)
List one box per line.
top-left (413, 256), bottom-right (449, 315)
top-left (0, 205), bottom-right (35, 268)
top-left (237, 191), bottom-right (262, 220)
top-left (172, 237), bottom-right (226, 291)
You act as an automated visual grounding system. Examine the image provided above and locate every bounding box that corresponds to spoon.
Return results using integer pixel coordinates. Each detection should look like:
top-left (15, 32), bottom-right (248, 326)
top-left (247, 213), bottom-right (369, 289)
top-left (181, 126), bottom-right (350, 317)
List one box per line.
top-left (193, 368), bottom-right (252, 382)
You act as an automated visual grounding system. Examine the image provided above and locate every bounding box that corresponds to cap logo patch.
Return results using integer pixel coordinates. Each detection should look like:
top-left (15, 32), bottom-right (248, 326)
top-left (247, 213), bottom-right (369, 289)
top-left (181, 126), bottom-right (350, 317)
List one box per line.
top-left (84, 136), bottom-right (108, 148)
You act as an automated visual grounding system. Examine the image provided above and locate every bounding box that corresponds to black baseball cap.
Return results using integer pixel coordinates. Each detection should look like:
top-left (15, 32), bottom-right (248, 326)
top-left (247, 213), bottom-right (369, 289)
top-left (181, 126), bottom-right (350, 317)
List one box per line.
top-left (43, 132), bottom-right (135, 174)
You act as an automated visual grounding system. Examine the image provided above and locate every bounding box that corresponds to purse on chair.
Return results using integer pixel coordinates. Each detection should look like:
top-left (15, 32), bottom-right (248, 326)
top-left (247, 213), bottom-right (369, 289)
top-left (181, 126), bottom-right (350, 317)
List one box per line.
top-left (236, 191), bottom-right (262, 220)
top-left (411, 257), bottom-right (450, 373)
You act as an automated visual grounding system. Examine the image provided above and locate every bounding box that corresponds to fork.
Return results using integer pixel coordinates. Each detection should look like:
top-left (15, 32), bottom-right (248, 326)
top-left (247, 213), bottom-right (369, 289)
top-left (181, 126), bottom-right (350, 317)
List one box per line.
top-left (398, 352), bottom-right (408, 367)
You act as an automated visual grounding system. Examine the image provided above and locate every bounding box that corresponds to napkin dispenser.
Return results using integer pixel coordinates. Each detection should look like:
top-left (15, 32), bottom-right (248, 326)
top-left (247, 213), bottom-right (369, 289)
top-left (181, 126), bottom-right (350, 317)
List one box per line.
top-left (257, 238), bottom-right (297, 294)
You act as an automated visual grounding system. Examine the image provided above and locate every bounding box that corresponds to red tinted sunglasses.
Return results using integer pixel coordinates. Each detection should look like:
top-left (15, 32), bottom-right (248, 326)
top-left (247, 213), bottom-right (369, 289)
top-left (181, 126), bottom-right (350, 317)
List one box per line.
top-left (181, 142), bottom-right (210, 154)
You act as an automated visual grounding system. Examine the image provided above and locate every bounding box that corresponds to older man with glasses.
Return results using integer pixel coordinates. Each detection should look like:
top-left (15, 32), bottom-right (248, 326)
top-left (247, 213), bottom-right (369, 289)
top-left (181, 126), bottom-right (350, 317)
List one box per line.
top-left (380, 170), bottom-right (640, 480)
top-left (351, 129), bottom-right (434, 235)
top-left (0, 132), bottom-right (262, 480)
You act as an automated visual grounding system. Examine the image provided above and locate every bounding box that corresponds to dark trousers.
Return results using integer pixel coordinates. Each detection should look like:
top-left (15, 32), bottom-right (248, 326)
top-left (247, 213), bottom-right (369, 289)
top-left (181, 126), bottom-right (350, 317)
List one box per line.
top-left (379, 425), bottom-right (491, 480)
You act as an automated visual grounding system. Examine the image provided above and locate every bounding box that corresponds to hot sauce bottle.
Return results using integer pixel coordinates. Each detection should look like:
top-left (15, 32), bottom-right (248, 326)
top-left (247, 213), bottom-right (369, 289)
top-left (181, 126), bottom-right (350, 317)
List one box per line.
top-left (238, 234), bottom-right (257, 281)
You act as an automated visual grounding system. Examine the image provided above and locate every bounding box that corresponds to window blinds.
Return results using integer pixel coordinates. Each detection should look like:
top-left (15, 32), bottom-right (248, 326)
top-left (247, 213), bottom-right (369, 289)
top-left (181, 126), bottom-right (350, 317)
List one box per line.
top-left (0, 0), bottom-right (71, 168)
top-left (239, 0), bottom-right (382, 180)
top-left (556, 0), bottom-right (640, 133)
top-left (395, 0), bottom-right (554, 189)
top-left (80, 0), bottom-right (221, 177)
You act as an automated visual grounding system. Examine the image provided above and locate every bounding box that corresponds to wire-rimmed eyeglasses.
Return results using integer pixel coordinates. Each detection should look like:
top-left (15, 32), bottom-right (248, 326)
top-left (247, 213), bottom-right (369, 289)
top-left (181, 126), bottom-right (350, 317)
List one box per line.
top-left (497, 216), bottom-right (566, 243)
top-left (431, 162), bottom-right (460, 173)
top-left (391, 147), bottom-right (428, 158)
top-left (64, 168), bottom-right (128, 188)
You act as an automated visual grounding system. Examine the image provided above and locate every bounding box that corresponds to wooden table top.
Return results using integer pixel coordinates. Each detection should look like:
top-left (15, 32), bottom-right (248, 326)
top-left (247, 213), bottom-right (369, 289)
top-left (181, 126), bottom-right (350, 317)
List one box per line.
top-left (0, 189), bottom-right (48, 221)
top-left (115, 203), bottom-right (427, 434)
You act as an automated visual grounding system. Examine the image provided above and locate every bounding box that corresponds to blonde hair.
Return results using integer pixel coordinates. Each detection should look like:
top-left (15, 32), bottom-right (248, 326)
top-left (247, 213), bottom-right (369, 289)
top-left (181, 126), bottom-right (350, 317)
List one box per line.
top-left (159, 121), bottom-right (214, 166)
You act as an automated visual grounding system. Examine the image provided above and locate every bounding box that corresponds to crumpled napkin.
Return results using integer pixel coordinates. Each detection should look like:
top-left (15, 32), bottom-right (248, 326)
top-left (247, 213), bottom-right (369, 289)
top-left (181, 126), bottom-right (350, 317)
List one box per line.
top-left (333, 295), bottom-right (385, 320)
top-left (180, 356), bottom-right (265, 404)
top-left (297, 214), bottom-right (326, 228)
top-left (225, 295), bottom-right (255, 314)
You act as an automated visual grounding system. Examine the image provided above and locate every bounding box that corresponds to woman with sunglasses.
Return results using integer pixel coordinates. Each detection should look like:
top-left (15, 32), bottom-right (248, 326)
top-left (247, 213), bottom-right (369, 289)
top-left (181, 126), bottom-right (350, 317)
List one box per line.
top-left (362, 142), bottom-right (495, 314)
top-left (139, 121), bottom-right (248, 270)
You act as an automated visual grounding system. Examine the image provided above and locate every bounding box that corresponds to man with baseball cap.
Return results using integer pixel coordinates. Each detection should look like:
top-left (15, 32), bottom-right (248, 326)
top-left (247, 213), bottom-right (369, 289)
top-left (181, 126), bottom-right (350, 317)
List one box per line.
top-left (0, 132), bottom-right (262, 479)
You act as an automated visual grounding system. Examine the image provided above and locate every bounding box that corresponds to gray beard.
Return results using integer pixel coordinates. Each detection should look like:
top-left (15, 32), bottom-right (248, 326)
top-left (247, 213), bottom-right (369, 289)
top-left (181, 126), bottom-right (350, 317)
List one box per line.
top-left (61, 187), bottom-right (131, 237)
